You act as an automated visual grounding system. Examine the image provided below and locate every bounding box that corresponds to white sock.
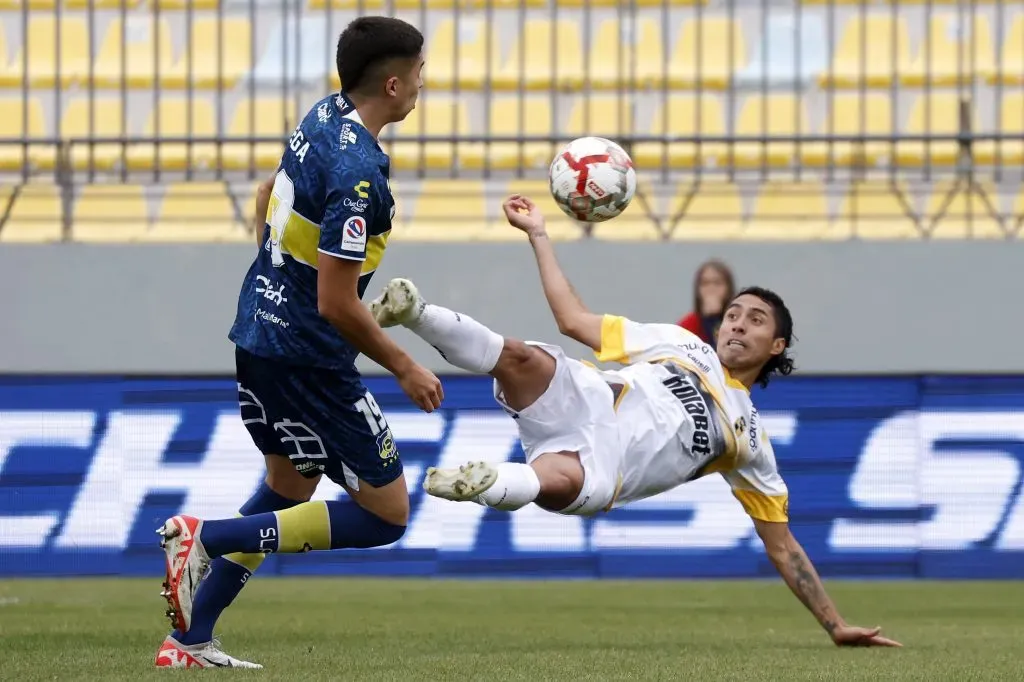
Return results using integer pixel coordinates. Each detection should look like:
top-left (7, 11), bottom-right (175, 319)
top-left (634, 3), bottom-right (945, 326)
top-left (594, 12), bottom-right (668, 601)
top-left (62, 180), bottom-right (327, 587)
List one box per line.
top-left (474, 462), bottom-right (541, 511)
top-left (408, 304), bottom-right (505, 374)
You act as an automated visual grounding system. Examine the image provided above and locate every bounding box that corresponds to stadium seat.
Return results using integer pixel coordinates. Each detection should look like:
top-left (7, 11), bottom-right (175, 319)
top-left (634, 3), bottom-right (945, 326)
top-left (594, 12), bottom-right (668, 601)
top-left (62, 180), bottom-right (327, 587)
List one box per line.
top-left (163, 19), bottom-right (253, 89)
top-left (0, 98), bottom-right (48, 170)
top-left (125, 99), bottom-right (218, 171)
top-left (0, 184), bottom-right (62, 243)
top-left (386, 99), bottom-right (481, 171)
top-left (505, 179), bottom-right (584, 241)
top-left (634, 96), bottom-right (725, 168)
top-left (990, 15), bottom-right (1024, 85)
top-left (60, 98), bottom-right (127, 172)
top-left (223, 97), bottom-right (297, 171)
top-left (66, 0), bottom-right (142, 6)
top-left (836, 182), bottom-right (920, 239)
top-left (667, 182), bottom-right (746, 240)
top-left (73, 184), bottom-right (149, 242)
top-left (725, 95), bottom-right (810, 169)
top-left (666, 18), bottom-right (746, 90)
top-left (0, 16), bottom-right (90, 88)
top-left (975, 93), bottom-right (1024, 165)
top-left (894, 93), bottom-right (966, 167)
top-left (153, 0), bottom-right (218, 7)
top-left (904, 14), bottom-right (993, 86)
top-left (589, 19), bottom-right (663, 89)
top-left (589, 197), bottom-right (662, 242)
top-left (818, 15), bottom-right (911, 88)
top-left (563, 96), bottom-right (635, 141)
top-left (403, 180), bottom-right (495, 241)
top-left (487, 97), bottom-right (557, 170)
top-left (801, 94), bottom-right (893, 167)
top-left (493, 19), bottom-right (584, 91)
top-left (423, 19), bottom-right (498, 90)
top-left (94, 17), bottom-right (174, 88)
top-left (925, 181), bottom-right (1005, 239)
top-left (746, 182), bottom-right (836, 240)
top-left (150, 182), bottom-right (246, 242)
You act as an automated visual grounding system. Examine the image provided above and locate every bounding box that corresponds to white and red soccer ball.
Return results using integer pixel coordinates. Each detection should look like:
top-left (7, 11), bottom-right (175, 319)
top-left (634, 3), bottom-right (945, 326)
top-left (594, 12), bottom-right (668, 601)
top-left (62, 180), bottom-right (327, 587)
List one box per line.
top-left (548, 136), bottom-right (637, 223)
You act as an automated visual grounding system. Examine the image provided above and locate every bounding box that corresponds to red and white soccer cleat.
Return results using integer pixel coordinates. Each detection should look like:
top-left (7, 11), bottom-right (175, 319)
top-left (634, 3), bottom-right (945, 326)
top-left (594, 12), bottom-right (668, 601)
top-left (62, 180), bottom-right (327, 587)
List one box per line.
top-left (157, 514), bottom-right (211, 633)
top-left (155, 636), bottom-right (263, 669)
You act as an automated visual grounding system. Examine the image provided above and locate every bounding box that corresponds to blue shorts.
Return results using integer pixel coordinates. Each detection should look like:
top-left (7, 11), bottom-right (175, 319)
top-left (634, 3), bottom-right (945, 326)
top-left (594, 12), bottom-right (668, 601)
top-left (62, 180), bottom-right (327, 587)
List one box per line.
top-left (235, 347), bottom-right (402, 488)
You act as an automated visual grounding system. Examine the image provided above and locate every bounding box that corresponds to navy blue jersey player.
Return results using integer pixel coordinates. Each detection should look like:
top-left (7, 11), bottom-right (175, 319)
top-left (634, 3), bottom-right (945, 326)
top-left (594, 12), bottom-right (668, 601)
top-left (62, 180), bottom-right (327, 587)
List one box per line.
top-left (155, 17), bottom-right (443, 669)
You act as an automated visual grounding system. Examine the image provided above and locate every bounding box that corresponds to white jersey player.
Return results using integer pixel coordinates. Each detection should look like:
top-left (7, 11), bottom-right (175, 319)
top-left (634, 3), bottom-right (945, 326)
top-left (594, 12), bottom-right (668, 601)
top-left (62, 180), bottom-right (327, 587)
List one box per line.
top-left (369, 194), bottom-right (901, 649)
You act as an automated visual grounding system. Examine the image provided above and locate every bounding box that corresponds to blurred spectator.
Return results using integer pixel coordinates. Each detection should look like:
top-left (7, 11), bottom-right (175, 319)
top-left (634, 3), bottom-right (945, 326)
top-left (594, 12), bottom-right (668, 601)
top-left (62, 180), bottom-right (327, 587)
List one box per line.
top-left (677, 260), bottom-right (735, 345)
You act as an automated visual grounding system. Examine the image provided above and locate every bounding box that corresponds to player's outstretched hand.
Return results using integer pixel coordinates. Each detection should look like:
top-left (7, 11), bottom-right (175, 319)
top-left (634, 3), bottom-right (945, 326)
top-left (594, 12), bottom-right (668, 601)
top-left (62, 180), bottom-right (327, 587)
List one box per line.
top-left (503, 195), bottom-right (546, 237)
top-left (830, 624), bottom-right (903, 648)
top-left (397, 362), bottom-right (444, 413)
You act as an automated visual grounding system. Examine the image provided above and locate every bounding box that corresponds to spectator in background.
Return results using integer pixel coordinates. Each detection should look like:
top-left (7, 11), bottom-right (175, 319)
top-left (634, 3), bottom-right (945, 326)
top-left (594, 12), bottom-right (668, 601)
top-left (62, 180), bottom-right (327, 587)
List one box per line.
top-left (678, 260), bottom-right (735, 346)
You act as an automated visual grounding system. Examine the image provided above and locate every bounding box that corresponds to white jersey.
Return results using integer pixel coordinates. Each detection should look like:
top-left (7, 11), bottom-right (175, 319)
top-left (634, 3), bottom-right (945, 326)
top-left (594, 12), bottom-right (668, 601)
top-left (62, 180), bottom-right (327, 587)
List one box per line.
top-left (595, 315), bottom-right (789, 523)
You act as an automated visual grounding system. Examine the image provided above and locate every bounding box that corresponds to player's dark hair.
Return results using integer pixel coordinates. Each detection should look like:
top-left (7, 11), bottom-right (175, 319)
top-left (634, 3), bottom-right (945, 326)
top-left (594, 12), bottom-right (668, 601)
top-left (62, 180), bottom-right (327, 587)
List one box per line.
top-left (336, 17), bottom-right (424, 94)
top-left (735, 286), bottom-right (795, 388)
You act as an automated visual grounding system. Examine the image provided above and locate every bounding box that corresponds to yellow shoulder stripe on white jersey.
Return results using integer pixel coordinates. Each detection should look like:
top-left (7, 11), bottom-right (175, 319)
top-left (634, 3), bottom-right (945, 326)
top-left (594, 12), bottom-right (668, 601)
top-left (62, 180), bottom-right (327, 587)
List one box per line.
top-left (732, 489), bottom-right (789, 523)
top-left (596, 315), bottom-right (630, 363)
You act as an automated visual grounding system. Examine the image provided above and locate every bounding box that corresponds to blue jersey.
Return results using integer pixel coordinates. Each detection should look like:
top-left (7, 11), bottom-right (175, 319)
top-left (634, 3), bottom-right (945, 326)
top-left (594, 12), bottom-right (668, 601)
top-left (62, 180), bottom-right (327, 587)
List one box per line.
top-left (229, 92), bottom-right (395, 376)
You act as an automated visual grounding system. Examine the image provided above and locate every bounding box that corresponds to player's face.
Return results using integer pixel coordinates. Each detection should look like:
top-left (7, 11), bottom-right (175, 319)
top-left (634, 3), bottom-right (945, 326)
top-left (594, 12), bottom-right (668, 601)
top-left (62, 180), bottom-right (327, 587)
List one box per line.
top-left (390, 54), bottom-right (424, 122)
top-left (715, 294), bottom-right (785, 373)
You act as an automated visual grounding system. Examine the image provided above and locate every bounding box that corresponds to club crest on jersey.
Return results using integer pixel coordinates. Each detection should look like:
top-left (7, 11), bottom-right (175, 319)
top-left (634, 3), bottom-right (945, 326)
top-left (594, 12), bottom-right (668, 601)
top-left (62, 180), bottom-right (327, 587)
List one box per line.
top-left (317, 102), bottom-right (332, 123)
top-left (733, 416), bottom-right (747, 436)
top-left (376, 429), bottom-right (397, 465)
top-left (341, 216), bottom-right (367, 253)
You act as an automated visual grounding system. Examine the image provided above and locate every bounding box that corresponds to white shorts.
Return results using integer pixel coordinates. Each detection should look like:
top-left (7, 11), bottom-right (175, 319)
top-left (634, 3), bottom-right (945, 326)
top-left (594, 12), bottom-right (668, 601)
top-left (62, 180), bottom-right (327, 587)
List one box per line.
top-left (493, 342), bottom-right (623, 516)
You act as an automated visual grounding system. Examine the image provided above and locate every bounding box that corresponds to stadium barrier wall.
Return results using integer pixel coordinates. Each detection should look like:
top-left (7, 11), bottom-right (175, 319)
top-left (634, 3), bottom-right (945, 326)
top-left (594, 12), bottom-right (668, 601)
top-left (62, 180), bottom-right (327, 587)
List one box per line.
top-left (2, 373), bottom-right (1023, 579)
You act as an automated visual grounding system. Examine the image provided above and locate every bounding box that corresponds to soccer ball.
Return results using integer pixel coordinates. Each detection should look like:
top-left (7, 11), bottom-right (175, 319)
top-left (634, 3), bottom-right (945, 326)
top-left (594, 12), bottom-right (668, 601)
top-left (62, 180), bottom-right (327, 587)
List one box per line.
top-left (548, 136), bottom-right (637, 223)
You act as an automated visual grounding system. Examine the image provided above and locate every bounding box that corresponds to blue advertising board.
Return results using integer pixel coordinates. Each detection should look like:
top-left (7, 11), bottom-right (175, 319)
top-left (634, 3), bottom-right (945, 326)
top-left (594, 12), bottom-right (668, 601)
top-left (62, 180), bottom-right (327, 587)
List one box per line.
top-left (1, 375), bottom-right (1023, 579)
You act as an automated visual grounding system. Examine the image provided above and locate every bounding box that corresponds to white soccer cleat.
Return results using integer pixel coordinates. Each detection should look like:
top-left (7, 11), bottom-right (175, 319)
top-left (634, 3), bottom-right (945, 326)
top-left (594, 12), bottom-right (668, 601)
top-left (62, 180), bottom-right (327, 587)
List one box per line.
top-left (423, 461), bottom-right (498, 501)
top-left (155, 635), bottom-right (263, 669)
top-left (369, 277), bottom-right (425, 328)
top-left (157, 514), bottom-right (211, 633)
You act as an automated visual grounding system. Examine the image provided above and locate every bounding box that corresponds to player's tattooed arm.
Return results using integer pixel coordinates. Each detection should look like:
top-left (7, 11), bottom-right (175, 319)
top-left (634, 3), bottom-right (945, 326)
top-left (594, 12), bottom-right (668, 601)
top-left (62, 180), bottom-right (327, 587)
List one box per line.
top-left (502, 195), bottom-right (603, 351)
top-left (753, 519), bottom-right (902, 647)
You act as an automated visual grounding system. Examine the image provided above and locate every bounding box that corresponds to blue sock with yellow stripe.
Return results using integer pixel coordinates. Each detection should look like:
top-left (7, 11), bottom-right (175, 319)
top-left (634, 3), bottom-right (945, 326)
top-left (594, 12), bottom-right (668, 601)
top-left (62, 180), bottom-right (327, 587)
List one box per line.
top-left (199, 499), bottom-right (406, 557)
top-left (175, 482), bottom-right (300, 645)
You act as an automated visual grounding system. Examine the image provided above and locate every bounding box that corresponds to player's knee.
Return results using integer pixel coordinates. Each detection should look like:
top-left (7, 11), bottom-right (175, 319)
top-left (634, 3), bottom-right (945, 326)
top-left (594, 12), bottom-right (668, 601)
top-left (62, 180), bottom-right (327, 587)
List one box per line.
top-left (531, 453), bottom-right (585, 511)
top-left (493, 341), bottom-right (557, 412)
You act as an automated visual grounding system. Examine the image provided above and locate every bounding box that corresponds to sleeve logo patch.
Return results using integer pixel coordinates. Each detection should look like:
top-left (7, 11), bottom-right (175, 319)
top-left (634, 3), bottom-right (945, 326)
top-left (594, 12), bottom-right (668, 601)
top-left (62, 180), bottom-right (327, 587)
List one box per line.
top-left (341, 216), bottom-right (367, 253)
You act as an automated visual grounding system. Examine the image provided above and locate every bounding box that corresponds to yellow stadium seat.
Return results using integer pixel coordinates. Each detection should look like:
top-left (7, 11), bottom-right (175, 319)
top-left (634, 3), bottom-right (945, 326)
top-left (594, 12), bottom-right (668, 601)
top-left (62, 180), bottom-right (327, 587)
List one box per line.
top-left (666, 18), bottom-right (746, 90)
top-left (0, 17), bottom-right (90, 88)
top-left (126, 99), bottom-right (218, 171)
top-left (60, 98), bottom-right (127, 172)
top-left (725, 95), bottom-right (809, 169)
top-left (837, 182), bottom-right (920, 239)
top-left (493, 20), bottom-right (584, 91)
top-left (589, 199), bottom-right (661, 242)
top-left (802, 94), bottom-right (893, 167)
top-left (66, 0), bottom-right (142, 6)
top-left (564, 96), bottom-right (635, 140)
top-left (163, 19), bottom-right (252, 89)
top-left (403, 180), bottom-right (494, 241)
top-left (819, 15), bottom-right (911, 88)
top-left (667, 182), bottom-right (745, 240)
top-left (925, 181), bottom-right (1005, 239)
top-left (73, 185), bottom-right (150, 242)
top-left (635, 96), bottom-right (725, 168)
top-left (423, 19), bottom-right (500, 90)
top-left (154, 0), bottom-right (219, 7)
top-left (589, 19), bottom-right (664, 89)
top-left (0, 98), bottom-right (49, 170)
top-left (487, 97), bottom-right (556, 171)
top-left (94, 17), bottom-right (174, 88)
top-left (0, 184), bottom-right (62, 243)
top-left (223, 97), bottom-right (298, 171)
top-left (149, 182), bottom-right (245, 242)
top-left (505, 179), bottom-right (583, 241)
top-left (904, 14), bottom-right (993, 86)
top-left (560, 0), bottom-right (705, 5)
top-left (975, 93), bottom-right (1024, 165)
top-left (989, 16), bottom-right (1024, 84)
top-left (895, 93), bottom-right (965, 166)
top-left (746, 183), bottom-right (837, 240)
top-left (386, 99), bottom-right (481, 171)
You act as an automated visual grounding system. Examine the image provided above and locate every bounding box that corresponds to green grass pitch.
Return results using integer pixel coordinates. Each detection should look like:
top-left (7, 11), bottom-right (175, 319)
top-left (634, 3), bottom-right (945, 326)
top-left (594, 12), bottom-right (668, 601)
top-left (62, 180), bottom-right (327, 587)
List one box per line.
top-left (1, 578), bottom-right (1022, 680)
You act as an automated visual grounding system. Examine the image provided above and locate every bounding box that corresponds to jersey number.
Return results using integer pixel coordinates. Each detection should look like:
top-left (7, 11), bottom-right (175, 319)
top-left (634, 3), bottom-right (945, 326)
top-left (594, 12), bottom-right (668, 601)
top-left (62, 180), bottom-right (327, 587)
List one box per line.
top-left (267, 170), bottom-right (295, 268)
top-left (355, 392), bottom-right (388, 436)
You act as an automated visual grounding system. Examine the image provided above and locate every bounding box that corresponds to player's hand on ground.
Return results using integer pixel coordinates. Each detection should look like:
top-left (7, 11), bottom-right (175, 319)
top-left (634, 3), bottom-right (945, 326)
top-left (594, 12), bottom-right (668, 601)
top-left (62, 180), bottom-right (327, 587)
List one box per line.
top-left (830, 624), bottom-right (902, 648)
top-left (503, 195), bottom-right (546, 237)
top-left (397, 362), bottom-right (444, 413)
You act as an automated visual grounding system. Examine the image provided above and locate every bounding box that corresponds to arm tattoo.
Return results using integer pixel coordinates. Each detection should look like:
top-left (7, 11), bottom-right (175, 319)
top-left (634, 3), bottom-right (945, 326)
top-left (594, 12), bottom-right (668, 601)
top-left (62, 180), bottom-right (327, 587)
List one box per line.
top-left (787, 549), bottom-right (838, 635)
